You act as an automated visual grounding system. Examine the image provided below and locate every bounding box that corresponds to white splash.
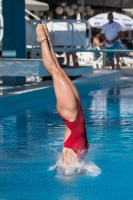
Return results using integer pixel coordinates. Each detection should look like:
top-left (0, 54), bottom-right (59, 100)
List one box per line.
top-left (49, 153), bottom-right (101, 177)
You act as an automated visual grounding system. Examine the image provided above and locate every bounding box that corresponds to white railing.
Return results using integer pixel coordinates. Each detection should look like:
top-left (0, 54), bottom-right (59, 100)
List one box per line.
top-left (26, 19), bottom-right (91, 55)
top-left (25, 9), bottom-right (40, 20)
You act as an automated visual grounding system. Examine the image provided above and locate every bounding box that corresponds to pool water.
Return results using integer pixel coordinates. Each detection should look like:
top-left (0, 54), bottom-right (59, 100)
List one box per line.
top-left (0, 79), bottom-right (133, 200)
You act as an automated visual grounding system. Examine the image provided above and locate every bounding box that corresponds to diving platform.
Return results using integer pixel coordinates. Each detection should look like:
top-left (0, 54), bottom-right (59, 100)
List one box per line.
top-left (0, 59), bottom-right (93, 77)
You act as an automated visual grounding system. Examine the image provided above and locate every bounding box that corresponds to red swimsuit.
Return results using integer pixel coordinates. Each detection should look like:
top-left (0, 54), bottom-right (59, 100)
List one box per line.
top-left (58, 100), bottom-right (89, 156)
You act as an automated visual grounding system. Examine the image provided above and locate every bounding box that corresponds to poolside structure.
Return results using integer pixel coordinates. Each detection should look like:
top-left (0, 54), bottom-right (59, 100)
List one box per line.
top-left (1, 0), bottom-right (133, 86)
top-left (0, 69), bottom-right (123, 118)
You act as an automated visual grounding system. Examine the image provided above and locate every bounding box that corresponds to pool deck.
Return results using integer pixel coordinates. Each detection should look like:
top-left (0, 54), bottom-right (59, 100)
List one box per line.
top-left (0, 68), bottom-right (124, 118)
top-left (105, 66), bottom-right (133, 76)
top-left (0, 69), bottom-right (122, 97)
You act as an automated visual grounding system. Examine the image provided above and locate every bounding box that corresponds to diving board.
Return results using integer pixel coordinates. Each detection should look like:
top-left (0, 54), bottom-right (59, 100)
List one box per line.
top-left (0, 59), bottom-right (93, 77)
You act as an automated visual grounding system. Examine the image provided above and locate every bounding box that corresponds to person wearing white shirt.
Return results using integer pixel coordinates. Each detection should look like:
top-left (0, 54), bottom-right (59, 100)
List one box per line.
top-left (101, 12), bottom-right (122, 70)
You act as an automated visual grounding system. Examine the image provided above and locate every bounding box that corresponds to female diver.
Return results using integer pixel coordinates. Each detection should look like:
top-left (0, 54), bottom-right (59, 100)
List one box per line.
top-left (36, 23), bottom-right (89, 168)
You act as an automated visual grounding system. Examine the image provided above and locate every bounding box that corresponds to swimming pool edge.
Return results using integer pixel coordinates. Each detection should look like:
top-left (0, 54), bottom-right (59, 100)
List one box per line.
top-left (0, 70), bottom-right (123, 118)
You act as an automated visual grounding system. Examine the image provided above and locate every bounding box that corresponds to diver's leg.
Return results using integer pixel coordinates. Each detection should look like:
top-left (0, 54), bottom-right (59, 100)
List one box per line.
top-left (42, 23), bottom-right (80, 101)
top-left (36, 24), bottom-right (78, 121)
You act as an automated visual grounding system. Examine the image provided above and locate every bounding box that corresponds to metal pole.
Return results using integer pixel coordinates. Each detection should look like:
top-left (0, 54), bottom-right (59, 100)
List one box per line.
top-left (82, 0), bottom-right (84, 19)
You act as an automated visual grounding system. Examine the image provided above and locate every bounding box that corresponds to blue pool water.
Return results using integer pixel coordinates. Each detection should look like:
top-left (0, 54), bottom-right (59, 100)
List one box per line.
top-left (0, 79), bottom-right (133, 200)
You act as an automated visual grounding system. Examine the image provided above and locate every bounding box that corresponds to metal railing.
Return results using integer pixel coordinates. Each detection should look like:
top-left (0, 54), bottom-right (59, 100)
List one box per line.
top-left (28, 19), bottom-right (91, 56)
top-left (60, 45), bottom-right (133, 53)
top-left (28, 18), bottom-right (133, 56)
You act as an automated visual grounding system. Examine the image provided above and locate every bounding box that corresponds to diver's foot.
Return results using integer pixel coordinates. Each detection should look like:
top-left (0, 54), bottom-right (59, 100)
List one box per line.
top-left (42, 23), bottom-right (52, 47)
top-left (42, 23), bottom-right (61, 69)
top-left (36, 23), bottom-right (47, 44)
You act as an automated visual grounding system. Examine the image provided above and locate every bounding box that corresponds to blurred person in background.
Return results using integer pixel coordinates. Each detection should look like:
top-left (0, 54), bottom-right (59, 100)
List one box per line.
top-left (93, 29), bottom-right (105, 63)
top-left (93, 29), bottom-right (105, 47)
top-left (101, 12), bottom-right (122, 70)
top-left (66, 51), bottom-right (78, 66)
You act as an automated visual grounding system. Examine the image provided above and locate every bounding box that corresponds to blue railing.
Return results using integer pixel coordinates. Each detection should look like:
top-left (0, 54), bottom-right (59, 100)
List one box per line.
top-left (29, 19), bottom-right (91, 54)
